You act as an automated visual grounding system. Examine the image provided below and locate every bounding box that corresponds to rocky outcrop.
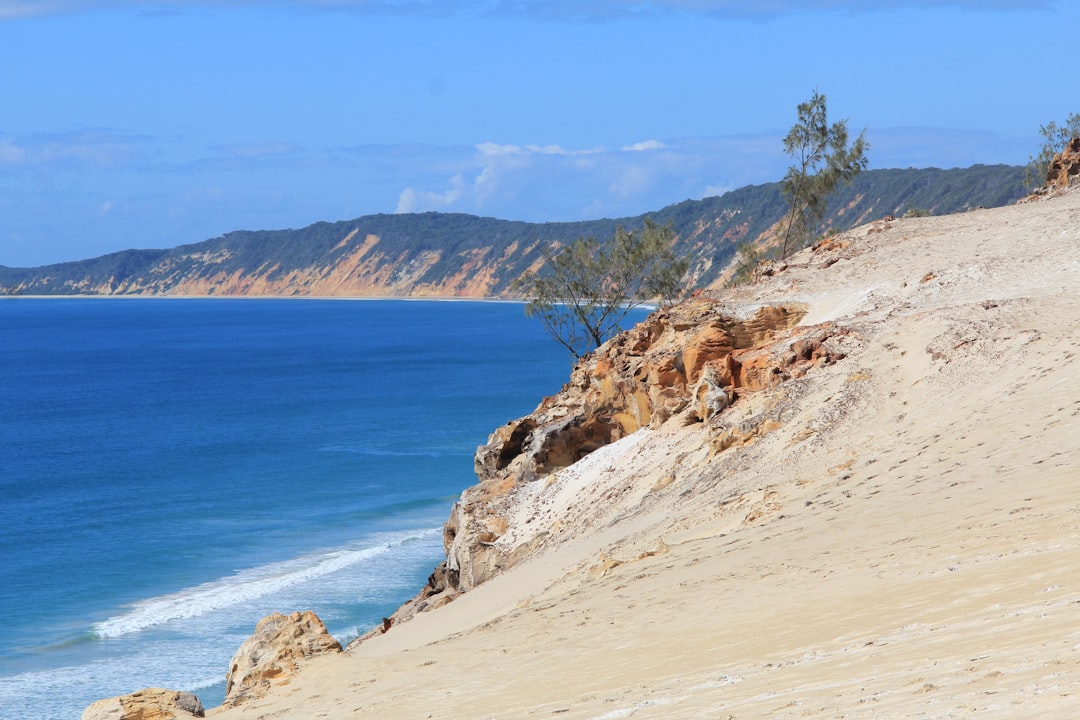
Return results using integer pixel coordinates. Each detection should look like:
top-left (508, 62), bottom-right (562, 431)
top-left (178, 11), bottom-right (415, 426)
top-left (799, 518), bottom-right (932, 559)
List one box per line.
top-left (350, 295), bottom-right (848, 643)
top-left (1046, 137), bottom-right (1080, 190)
top-left (81, 688), bottom-right (204, 720)
top-left (446, 298), bottom-right (848, 591)
top-left (222, 610), bottom-right (343, 708)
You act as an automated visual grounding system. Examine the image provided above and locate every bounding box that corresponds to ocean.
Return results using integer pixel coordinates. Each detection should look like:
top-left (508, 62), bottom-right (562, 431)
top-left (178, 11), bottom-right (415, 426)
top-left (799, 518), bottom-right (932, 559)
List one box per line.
top-left (0, 298), bottom-right (587, 719)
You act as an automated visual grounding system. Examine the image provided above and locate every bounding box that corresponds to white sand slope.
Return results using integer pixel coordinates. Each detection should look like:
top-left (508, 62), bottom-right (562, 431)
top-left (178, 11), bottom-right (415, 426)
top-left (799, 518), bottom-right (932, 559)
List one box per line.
top-left (210, 190), bottom-right (1080, 719)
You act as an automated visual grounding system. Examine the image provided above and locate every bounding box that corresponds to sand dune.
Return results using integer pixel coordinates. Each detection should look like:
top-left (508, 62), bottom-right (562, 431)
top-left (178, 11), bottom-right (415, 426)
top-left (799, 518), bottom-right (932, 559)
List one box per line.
top-left (209, 190), bottom-right (1080, 719)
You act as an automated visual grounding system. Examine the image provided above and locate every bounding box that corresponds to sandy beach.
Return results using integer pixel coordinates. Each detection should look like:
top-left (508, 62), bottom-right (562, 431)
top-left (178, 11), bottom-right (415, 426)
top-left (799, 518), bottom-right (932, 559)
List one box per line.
top-left (202, 189), bottom-right (1080, 719)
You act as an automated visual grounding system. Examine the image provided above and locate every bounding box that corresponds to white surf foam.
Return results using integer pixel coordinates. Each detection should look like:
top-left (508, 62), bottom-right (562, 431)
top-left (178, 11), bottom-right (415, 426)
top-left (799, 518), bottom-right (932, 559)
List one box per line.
top-left (93, 528), bottom-right (439, 638)
top-left (0, 636), bottom-right (231, 720)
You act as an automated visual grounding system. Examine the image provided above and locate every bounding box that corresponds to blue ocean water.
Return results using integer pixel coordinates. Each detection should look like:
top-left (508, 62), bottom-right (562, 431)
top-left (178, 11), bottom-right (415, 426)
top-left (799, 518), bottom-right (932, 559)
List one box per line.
top-left (0, 298), bottom-right (581, 720)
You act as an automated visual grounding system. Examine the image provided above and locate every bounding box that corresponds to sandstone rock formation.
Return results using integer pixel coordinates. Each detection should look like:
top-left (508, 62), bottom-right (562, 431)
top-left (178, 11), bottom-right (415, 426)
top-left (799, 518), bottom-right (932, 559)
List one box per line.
top-left (1046, 136), bottom-right (1080, 190)
top-left (351, 294), bottom-right (851, 642)
top-left (445, 298), bottom-right (848, 590)
top-left (447, 297), bottom-right (851, 591)
top-left (81, 688), bottom-right (204, 720)
top-left (222, 610), bottom-right (343, 707)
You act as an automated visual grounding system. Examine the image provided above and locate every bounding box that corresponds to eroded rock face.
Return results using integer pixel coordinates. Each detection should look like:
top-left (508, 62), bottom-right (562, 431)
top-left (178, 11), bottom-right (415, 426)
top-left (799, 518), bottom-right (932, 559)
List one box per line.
top-left (81, 688), bottom-right (204, 720)
top-left (1046, 137), bottom-right (1080, 190)
top-left (348, 295), bottom-right (848, 644)
top-left (223, 610), bottom-right (343, 707)
top-left (449, 296), bottom-right (850, 591)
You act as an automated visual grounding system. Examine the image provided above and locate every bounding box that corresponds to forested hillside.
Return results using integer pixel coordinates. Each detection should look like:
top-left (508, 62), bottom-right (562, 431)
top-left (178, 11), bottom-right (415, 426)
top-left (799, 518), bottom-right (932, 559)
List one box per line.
top-left (0, 165), bottom-right (1026, 297)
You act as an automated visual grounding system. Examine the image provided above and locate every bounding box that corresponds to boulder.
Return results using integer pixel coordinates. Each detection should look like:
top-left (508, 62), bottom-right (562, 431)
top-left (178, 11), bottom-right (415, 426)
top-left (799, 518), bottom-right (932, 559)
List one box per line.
top-left (82, 688), bottom-right (204, 720)
top-left (223, 610), bottom-right (343, 707)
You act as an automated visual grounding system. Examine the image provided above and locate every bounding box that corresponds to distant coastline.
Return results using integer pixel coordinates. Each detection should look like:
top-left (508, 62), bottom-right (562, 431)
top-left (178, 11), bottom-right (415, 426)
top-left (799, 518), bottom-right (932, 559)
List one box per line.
top-left (0, 166), bottom-right (1028, 301)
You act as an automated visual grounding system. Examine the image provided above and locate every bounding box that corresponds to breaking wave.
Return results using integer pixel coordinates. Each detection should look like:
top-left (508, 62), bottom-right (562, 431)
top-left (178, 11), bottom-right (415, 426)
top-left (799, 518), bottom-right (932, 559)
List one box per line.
top-left (93, 528), bottom-right (439, 639)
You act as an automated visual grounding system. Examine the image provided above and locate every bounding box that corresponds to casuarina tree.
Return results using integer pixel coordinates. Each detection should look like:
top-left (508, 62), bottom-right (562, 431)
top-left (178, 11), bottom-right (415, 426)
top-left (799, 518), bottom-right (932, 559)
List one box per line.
top-left (516, 217), bottom-right (687, 359)
top-left (779, 90), bottom-right (869, 260)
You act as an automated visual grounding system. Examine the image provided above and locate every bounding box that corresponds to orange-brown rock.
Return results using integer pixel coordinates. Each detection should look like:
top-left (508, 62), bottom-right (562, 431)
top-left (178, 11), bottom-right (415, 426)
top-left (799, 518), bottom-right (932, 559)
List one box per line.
top-left (1046, 136), bottom-right (1080, 190)
top-left (223, 610), bottom-right (343, 708)
top-left (441, 297), bottom-right (847, 593)
top-left (81, 688), bottom-right (204, 720)
top-left (344, 296), bottom-right (851, 646)
top-left (682, 322), bottom-right (735, 385)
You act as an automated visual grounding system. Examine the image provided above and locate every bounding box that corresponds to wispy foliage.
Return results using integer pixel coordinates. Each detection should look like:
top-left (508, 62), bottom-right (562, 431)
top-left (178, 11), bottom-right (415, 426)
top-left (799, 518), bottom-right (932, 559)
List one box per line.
top-left (516, 218), bottom-right (687, 358)
top-left (779, 90), bottom-right (869, 260)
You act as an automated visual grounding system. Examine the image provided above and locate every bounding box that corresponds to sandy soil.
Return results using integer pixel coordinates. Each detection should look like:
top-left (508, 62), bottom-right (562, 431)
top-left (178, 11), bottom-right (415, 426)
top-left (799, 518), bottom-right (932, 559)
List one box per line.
top-left (210, 190), bottom-right (1080, 719)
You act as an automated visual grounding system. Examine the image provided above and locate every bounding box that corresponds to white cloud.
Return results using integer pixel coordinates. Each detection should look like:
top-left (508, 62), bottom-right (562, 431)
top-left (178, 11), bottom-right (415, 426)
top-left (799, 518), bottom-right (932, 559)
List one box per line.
top-left (527, 144), bottom-right (570, 155)
top-left (622, 140), bottom-right (666, 152)
top-left (0, 140), bottom-right (26, 164)
top-left (477, 142), bottom-right (597, 158)
top-left (608, 165), bottom-right (651, 198)
top-left (395, 174), bottom-right (465, 213)
top-left (476, 142), bottom-right (525, 157)
top-left (390, 135), bottom-right (788, 221)
top-left (701, 182), bottom-right (732, 198)
top-left (0, 129), bottom-right (150, 168)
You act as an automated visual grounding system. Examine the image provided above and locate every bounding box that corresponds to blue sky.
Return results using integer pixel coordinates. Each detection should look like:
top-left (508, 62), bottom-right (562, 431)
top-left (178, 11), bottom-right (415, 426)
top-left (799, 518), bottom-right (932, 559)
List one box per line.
top-left (0, 0), bottom-right (1073, 267)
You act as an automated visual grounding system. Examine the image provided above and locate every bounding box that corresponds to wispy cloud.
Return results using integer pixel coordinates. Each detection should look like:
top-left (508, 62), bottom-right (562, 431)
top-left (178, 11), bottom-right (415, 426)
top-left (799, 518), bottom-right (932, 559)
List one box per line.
top-left (0, 0), bottom-right (1052, 21)
top-left (386, 124), bottom-right (1032, 219)
top-left (621, 140), bottom-right (666, 152)
top-left (0, 128), bottom-right (153, 167)
top-left (208, 141), bottom-right (303, 158)
top-left (475, 142), bottom-right (601, 157)
top-left (396, 174), bottom-right (465, 213)
top-left (392, 136), bottom-right (785, 217)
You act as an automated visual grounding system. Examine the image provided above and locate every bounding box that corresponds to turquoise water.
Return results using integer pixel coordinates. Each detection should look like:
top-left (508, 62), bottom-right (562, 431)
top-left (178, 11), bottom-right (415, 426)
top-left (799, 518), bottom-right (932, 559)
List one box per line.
top-left (0, 298), bottom-right (579, 719)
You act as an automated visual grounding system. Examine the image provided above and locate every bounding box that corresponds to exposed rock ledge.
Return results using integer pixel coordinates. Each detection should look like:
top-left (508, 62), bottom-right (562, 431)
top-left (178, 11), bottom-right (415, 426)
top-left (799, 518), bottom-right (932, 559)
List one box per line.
top-left (347, 293), bottom-right (851, 646)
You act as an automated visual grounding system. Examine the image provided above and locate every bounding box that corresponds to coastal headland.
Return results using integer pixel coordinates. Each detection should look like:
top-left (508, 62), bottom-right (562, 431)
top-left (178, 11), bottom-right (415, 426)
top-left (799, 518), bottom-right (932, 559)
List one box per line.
top-left (86, 187), bottom-right (1080, 719)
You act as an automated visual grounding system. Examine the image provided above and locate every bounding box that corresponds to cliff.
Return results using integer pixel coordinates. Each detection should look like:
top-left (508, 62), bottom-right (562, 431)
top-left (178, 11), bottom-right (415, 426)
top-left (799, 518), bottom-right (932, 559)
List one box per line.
top-left (3, 165), bottom-right (1025, 298)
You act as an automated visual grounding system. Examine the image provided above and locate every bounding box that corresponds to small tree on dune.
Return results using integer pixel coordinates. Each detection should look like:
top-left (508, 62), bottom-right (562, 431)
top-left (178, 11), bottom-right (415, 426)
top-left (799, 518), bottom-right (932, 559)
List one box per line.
top-left (515, 218), bottom-right (687, 359)
top-left (779, 90), bottom-right (869, 260)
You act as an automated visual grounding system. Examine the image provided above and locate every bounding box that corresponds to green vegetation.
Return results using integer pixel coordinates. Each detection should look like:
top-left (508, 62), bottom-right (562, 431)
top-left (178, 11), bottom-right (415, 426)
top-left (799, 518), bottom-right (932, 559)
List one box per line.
top-left (780, 90), bottom-right (869, 259)
top-left (515, 219), bottom-right (687, 358)
top-left (0, 165), bottom-right (1028, 298)
top-left (1026, 112), bottom-right (1080, 189)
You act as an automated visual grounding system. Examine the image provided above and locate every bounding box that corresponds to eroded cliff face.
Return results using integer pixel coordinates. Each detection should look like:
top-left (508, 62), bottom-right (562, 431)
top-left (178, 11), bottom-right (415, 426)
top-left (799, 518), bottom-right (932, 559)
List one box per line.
top-left (449, 298), bottom-right (851, 590)
top-left (1046, 136), bottom-right (1080, 191)
top-left (347, 294), bottom-right (850, 642)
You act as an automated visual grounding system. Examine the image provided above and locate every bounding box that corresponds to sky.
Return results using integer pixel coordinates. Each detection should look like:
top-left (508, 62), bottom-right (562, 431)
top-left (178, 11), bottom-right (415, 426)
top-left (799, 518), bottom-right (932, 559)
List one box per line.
top-left (0, 0), bottom-right (1074, 267)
